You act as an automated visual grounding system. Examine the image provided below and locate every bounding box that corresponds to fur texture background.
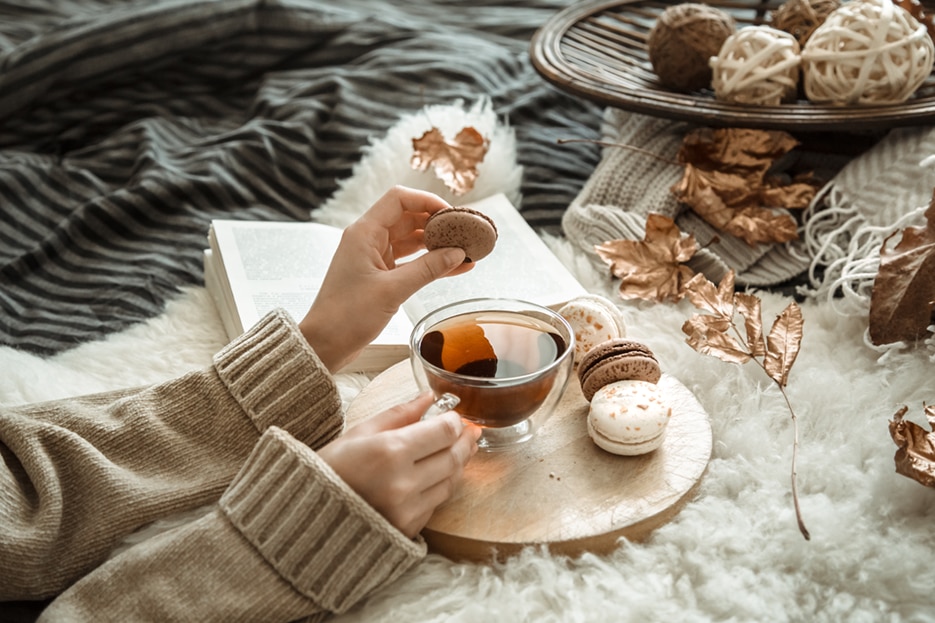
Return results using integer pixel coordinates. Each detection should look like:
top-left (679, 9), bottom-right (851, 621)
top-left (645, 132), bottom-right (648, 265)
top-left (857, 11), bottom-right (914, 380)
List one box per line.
top-left (2, 103), bottom-right (933, 622)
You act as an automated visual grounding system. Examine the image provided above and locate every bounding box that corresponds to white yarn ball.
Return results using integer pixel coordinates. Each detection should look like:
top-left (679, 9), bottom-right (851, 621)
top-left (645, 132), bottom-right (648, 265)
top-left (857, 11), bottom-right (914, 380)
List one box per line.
top-left (801, 0), bottom-right (935, 105)
top-left (711, 25), bottom-right (802, 105)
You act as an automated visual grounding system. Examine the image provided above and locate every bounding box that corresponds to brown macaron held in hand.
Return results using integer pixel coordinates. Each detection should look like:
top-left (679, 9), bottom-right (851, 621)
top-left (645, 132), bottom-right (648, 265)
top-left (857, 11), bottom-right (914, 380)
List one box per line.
top-left (577, 338), bottom-right (662, 403)
top-left (423, 206), bottom-right (498, 262)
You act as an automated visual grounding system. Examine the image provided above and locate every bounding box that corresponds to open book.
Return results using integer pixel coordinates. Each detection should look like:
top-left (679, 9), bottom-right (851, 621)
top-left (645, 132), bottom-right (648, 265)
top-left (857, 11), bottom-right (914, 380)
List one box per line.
top-left (204, 193), bottom-right (587, 372)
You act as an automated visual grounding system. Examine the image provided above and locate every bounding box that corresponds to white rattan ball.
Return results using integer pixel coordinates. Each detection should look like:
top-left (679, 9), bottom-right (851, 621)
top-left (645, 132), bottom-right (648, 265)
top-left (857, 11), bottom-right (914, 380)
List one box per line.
top-left (711, 26), bottom-right (802, 105)
top-left (801, 0), bottom-right (935, 105)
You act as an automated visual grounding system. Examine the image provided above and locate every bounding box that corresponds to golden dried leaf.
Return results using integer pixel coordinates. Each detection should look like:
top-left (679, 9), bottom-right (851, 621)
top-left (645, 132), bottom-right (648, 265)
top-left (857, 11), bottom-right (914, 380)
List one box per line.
top-left (682, 314), bottom-right (752, 364)
top-left (411, 126), bottom-right (489, 195)
top-left (672, 128), bottom-right (818, 246)
top-left (678, 128), bottom-right (799, 173)
top-left (681, 270), bottom-right (752, 363)
top-left (681, 270), bottom-right (735, 318)
top-left (735, 292), bottom-right (767, 358)
top-left (723, 207), bottom-right (801, 246)
top-left (681, 267), bottom-right (810, 539)
top-left (595, 213), bottom-right (697, 303)
top-left (761, 177), bottom-right (823, 210)
top-left (868, 198), bottom-right (935, 345)
top-left (890, 405), bottom-right (935, 488)
top-left (764, 301), bottom-right (804, 387)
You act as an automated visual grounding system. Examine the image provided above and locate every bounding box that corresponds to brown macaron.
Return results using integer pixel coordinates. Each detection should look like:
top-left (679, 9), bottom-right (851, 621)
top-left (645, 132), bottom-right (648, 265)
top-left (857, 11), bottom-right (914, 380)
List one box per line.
top-left (577, 338), bottom-right (662, 402)
top-left (423, 206), bottom-right (498, 262)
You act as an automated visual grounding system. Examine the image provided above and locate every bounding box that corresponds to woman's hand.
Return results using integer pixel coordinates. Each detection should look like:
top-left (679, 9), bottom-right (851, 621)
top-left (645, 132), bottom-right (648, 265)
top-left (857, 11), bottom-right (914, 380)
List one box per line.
top-left (300, 186), bottom-right (470, 372)
top-left (317, 392), bottom-right (481, 538)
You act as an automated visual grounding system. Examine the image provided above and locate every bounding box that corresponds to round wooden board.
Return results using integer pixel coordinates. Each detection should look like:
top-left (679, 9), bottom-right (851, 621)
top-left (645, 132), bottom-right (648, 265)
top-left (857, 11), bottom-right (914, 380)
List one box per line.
top-left (346, 360), bottom-right (712, 562)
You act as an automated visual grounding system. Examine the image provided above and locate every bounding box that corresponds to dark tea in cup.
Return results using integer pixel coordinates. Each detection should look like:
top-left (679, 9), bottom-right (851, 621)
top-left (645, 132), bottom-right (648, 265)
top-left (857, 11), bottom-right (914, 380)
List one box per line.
top-left (416, 309), bottom-right (568, 427)
top-left (410, 298), bottom-right (575, 450)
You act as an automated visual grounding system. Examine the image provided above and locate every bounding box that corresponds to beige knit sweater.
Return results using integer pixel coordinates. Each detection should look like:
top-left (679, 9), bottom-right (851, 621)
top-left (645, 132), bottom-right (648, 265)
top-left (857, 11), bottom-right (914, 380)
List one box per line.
top-left (0, 310), bottom-right (426, 622)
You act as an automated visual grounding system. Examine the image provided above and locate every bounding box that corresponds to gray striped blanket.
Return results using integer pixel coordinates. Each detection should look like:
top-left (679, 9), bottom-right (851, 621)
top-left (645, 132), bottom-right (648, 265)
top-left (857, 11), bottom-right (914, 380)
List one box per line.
top-left (0, 0), bottom-right (601, 355)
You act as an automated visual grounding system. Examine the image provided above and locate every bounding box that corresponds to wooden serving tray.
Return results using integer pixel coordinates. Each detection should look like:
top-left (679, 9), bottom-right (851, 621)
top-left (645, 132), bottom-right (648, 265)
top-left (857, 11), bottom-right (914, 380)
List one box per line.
top-left (530, 0), bottom-right (935, 131)
top-left (346, 360), bottom-right (712, 562)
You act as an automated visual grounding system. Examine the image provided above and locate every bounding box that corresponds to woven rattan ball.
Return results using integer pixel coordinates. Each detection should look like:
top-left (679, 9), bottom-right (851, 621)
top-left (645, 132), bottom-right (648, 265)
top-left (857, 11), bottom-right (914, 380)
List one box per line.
top-left (801, 0), bottom-right (935, 105)
top-left (648, 3), bottom-right (737, 92)
top-left (710, 26), bottom-right (801, 105)
top-left (770, 0), bottom-right (841, 46)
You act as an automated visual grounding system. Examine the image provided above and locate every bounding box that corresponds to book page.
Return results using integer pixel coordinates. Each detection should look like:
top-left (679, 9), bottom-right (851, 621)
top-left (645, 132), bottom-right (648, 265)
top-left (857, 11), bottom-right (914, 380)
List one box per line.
top-left (204, 249), bottom-right (242, 338)
top-left (402, 194), bottom-right (587, 322)
top-left (209, 220), bottom-right (413, 344)
top-left (206, 194), bottom-right (585, 373)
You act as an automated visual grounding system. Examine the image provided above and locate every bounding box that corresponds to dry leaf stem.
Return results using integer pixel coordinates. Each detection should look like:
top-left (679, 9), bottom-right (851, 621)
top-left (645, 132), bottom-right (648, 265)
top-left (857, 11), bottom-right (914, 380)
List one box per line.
top-left (735, 325), bottom-right (810, 542)
top-left (683, 271), bottom-right (810, 541)
top-left (777, 384), bottom-right (810, 541)
top-left (723, 310), bottom-right (810, 541)
top-left (556, 138), bottom-right (679, 167)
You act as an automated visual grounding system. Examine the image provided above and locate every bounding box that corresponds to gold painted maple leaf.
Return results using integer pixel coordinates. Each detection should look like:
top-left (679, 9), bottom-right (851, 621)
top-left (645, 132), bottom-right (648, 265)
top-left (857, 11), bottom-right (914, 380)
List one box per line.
top-left (595, 213), bottom-right (698, 303)
top-left (673, 127), bottom-right (818, 246)
top-left (411, 126), bottom-right (488, 196)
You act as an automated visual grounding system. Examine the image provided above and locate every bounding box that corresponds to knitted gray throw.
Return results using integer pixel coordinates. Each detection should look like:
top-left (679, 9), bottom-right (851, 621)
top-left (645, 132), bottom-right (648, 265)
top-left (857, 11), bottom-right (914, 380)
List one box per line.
top-left (563, 108), bottom-right (935, 355)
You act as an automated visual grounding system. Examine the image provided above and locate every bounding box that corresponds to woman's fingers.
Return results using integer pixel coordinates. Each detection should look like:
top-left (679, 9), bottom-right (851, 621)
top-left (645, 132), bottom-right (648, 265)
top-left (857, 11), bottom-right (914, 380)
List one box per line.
top-left (411, 419), bottom-right (481, 488)
top-left (350, 393), bottom-right (434, 437)
top-left (320, 392), bottom-right (481, 538)
top-left (396, 424), bottom-right (480, 536)
top-left (414, 411), bottom-right (466, 458)
top-left (389, 231), bottom-right (427, 259)
top-left (384, 247), bottom-right (469, 300)
top-left (363, 186), bottom-right (450, 231)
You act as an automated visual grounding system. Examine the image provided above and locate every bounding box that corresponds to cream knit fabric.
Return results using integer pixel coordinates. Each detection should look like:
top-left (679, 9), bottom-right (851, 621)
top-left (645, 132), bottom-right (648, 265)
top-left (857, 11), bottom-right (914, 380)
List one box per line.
top-left (1, 310), bottom-right (426, 621)
top-left (562, 108), bottom-right (816, 287)
top-left (799, 126), bottom-right (935, 314)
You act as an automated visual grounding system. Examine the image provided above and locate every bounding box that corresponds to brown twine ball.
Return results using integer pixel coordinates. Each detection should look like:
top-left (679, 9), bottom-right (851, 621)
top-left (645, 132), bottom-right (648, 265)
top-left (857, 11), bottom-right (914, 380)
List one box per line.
top-left (648, 3), bottom-right (737, 92)
top-left (894, 0), bottom-right (935, 43)
top-left (770, 0), bottom-right (841, 47)
top-left (801, 0), bottom-right (935, 104)
top-left (711, 26), bottom-right (802, 105)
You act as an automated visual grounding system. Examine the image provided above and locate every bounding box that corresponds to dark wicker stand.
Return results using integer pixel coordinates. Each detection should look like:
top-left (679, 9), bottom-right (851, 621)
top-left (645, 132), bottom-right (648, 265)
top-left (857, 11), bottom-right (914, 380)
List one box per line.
top-left (530, 0), bottom-right (935, 131)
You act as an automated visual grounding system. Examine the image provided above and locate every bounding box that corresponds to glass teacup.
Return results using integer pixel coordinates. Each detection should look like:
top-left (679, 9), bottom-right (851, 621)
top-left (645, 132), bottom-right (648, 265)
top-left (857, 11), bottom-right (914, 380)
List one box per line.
top-left (409, 298), bottom-right (575, 451)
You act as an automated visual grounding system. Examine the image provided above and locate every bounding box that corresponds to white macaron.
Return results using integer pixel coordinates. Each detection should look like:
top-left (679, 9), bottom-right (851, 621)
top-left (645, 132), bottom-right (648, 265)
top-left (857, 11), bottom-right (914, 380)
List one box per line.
top-left (558, 294), bottom-right (627, 365)
top-left (587, 379), bottom-right (671, 456)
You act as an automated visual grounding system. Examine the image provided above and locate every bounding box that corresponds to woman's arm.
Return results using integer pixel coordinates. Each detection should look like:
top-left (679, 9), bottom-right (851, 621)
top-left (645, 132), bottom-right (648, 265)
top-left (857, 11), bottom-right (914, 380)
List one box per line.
top-left (0, 310), bottom-right (343, 600)
top-left (38, 426), bottom-right (427, 623)
top-left (2, 185), bottom-right (480, 617)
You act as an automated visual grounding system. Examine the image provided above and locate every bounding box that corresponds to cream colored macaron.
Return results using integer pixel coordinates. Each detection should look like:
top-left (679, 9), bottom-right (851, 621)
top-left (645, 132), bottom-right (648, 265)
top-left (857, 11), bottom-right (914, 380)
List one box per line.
top-left (587, 379), bottom-right (671, 456)
top-left (558, 294), bottom-right (627, 365)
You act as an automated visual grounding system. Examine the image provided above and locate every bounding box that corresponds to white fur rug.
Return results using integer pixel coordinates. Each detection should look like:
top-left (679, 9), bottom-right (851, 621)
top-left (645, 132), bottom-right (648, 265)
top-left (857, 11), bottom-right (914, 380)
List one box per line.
top-left (2, 102), bottom-right (934, 622)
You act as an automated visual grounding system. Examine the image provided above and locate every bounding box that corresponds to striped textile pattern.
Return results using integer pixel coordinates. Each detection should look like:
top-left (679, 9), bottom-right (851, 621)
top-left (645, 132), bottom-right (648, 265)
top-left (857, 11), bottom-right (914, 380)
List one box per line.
top-left (0, 0), bottom-right (602, 355)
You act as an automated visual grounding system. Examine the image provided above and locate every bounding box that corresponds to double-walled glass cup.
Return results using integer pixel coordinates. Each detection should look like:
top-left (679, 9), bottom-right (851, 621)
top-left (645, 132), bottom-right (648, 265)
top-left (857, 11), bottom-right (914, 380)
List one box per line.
top-left (409, 298), bottom-right (575, 451)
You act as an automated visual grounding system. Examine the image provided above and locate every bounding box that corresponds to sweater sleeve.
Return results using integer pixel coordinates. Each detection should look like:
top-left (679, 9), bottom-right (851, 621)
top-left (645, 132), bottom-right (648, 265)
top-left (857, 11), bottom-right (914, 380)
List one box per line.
top-left (38, 427), bottom-right (427, 623)
top-left (0, 310), bottom-right (343, 600)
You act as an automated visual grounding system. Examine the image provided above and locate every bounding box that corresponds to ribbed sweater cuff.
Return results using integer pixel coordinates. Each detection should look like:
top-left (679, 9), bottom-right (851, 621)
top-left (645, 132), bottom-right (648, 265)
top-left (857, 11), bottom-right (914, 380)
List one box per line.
top-left (213, 310), bottom-right (343, 449)
top-left (220, 427), bottom-right (426, 614)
